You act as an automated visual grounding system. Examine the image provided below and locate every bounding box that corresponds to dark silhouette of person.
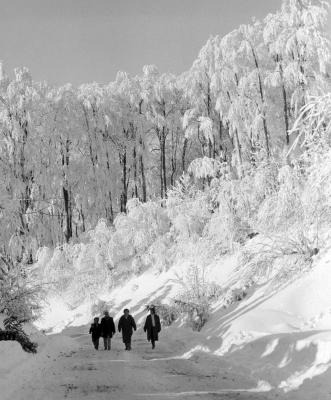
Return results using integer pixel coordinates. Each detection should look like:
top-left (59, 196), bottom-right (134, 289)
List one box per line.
top-left (118, 309), bottom-right (136, 350)
top-left (100, 310), bottom-right (116, 350)
top-left (89, 317), bottom-right (101, 350)
top-left (144, 306), bottom-right (161, 349)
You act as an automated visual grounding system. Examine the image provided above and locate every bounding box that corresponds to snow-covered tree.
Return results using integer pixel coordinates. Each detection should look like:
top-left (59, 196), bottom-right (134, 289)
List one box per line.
top-left (263, 0), bottom-right (331, 147)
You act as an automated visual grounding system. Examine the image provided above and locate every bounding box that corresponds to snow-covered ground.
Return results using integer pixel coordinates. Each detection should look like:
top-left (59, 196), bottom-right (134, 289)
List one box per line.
top-left (2, 234), bottom-right (331, 398)
top-left (0, 323), bottom-right (273, 400)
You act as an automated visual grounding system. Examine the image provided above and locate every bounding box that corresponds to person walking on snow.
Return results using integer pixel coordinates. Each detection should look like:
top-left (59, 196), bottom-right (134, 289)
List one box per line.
top-left (118, 309), bottom-right (136, 350)
top-left (100, 310), bottom-right (116, 350)
top-left (89, 317), bottom-right (101, 350)
top-left (144, 306), bottom-right (161, 349)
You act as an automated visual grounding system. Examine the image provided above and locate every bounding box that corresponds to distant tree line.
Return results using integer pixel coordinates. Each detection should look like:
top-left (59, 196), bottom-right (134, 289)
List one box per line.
top-left (0, 0), bottom-right (329, 259)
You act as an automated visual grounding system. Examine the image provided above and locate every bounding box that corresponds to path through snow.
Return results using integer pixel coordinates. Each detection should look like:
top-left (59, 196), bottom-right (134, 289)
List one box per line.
top-left (2, 326), bottom-right (273, 400)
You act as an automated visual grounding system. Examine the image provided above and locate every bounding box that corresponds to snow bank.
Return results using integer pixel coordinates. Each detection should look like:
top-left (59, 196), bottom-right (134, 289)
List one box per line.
top-left (279, 332), bottom-right (331, 392)
top-left (196, 239), bottom-right (331, 394)
top-left (213, 241), bottom-right (331, 353)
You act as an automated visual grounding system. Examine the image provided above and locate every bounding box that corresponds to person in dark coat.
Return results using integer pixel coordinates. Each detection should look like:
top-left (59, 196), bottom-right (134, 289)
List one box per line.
top-left (100, 310), bottom-right (116, 350)
top-left (118, 309), bottom-right (136, 350)
top-left (89, 317), bottom-right (101, 350)
top-left (144, 306), bottom-right (161, 349)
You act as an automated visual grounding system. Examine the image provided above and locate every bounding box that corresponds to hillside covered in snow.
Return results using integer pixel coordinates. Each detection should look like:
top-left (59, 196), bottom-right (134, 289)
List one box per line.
top-left (0, 0), bottom-right (331, 398)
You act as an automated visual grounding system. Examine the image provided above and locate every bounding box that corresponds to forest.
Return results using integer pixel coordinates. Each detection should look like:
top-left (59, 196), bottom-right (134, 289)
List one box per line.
top-left (0, 0), bottom-right (330, 326)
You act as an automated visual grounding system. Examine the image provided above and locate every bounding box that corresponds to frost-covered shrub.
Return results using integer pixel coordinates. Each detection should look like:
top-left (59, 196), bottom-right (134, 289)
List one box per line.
top-left (197, 162), bottom-right (278, 253)
top-left (223, 287), bottom-right (249, 308)
top-left (250, 161), bottom-right (279, 206)
top-left (109, 199), bottom-right (170, 267)
top-left (149, 303), bottom-right (180, 326)
top-left (36, 202), bottom-right (172, 305)
top-left (290, 93), bottom-right (331, 155)
top-left (303, 148), bottom-right (331, 229)
top-left (88, 219), bottom-right (114, 272)
top-left (205, 208), bottom-right (249, 252)
top-left (147, 234), bottom-right (174, 272)
top-left (166, 176), bottom-right (212, 241)
top-left (256, 156), bottom-right (331, 255)
top-left (257, 165), bottom-right (302, 232)
top-left (175, 265), bottom-right (221, 331)
top-left (239, 232), bottom-right (320, 288)
top-left (39, 245), bottom-right (75, 292)
top-left (175, 298), bottom-right (209, 331)
top-left (131, 255), bottom-right (144, 275)
top-left (36, 220), bottom-right (114, 307)
top-left (254, 93), bottom-right (331, 239)
top-left (65, 243), bottom-right (112, 307)
top-left (188, 157), bottom-right (223, 180)
top-left (204, 178), bottom-right (254, 250)
top-left (0, 316), bottom-right (38, 353)
top-left (236, 154), bottom-right (330, 286)
top-left (0, 255), bottom-right (41, 322)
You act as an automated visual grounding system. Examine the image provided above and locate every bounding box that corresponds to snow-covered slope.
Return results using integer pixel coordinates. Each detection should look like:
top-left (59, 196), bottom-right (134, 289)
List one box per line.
top-left (29, 233), bottom-right (331, 396)
top-left (205, 238), bottom-right (331, 393)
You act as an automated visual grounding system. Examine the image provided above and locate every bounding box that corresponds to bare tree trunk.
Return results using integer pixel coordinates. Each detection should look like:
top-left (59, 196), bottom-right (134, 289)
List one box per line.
top-left (251, 46), bottom-right (270, 158)
top-left (83, 106), bottom-right (97, 172)
top-left (18, 120), bottom-right (31, 235)
top-left (182, 137), bottom-right (188, 172)
top-left (160, 141), bottom-right (164, 199)
top-left (170, 128), bottom-right (178, 186)
top-left (219, 119), bottom-right (225, 161)
top-left (62, 138), bottom-right (72, 243)
top-left (104, 149), bottom-right (114, 223)
top-left (161, 131), bottom-right (167, 197)
top-left (104, 192), bottom-right (114, 223)
top-left (108, 191), bottom-right (114, 222)
top-left (139, 154), bottom-right (147, 202)
top-left (208, 139), bottom-right (213, 158)
top-left (80, 207), bottom-right (86, 232)
top-left (171, 148), bottom-right (176, 187)
top-left (262, 117), bottom-right (270, 158)
top-left (282, 84), bottom-right (290, 145)
top-left (213, 136), bottom-right (216, 159)
top-left (120, 148), bottom-right (127, 213)
top-left (279, 62), bottom-right (290, 145)
top-left (133, 146), bottom-right (138, 198)
top-left (63, 185), bottom-right (72, 242)
top-left (158, 128), bottom-right (166, 198)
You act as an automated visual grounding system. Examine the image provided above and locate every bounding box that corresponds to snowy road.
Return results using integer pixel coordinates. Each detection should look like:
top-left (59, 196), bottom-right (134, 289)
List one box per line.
top-left (3, 326), bottom-right (274, 400)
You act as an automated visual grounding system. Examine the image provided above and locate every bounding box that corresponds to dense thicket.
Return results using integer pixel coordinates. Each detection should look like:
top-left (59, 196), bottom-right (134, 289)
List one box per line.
top-left (0, 0), bottom-right (329, 264)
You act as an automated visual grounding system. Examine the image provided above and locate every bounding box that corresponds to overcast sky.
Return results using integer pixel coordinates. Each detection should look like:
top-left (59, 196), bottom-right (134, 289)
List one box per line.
top-left (0, 0), bottom-right (328, 85)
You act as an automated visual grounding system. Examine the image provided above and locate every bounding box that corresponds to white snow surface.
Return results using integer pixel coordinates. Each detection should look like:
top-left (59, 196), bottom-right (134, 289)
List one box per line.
top-left (2, 238), bottom-right (331, 398)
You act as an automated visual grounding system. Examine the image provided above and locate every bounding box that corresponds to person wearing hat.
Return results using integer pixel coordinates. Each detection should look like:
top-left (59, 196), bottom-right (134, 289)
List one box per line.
top-left (100, 310), bottom-right (116, 350)
top-left (143, 306), bottom-right (161, 349)
top-left (118, 309), bottom-right (137, 350)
